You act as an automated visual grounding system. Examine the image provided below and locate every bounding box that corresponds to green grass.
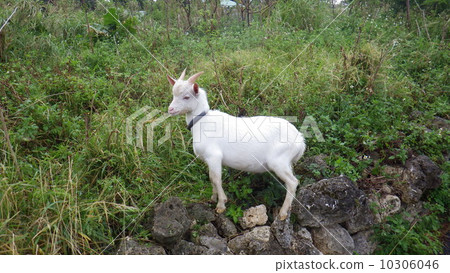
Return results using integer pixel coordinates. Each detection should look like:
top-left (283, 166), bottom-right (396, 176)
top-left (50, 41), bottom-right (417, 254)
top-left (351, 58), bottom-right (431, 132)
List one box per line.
top-left (0, 0), bottom-right (448, 254)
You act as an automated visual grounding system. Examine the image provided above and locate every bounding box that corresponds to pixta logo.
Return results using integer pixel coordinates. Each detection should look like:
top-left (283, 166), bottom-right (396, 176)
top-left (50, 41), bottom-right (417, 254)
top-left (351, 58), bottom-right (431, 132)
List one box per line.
top-left (126, 106), bottom-right (171, 152)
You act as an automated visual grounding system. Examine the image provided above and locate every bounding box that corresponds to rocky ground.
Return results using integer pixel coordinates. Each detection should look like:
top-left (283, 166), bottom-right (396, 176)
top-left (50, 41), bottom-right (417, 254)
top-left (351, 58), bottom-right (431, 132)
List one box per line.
top-left (116, 155), bottom-right (443, 255)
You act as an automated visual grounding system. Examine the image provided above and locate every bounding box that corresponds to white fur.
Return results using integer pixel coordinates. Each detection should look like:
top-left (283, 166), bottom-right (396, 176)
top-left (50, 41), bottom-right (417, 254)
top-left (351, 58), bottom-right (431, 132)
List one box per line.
top-left (168, 71), bottom-right (306, 220)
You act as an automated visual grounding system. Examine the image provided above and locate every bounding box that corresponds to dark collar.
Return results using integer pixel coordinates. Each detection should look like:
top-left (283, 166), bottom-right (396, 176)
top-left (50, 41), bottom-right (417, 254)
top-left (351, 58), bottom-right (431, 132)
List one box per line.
top-left (187, 111), bottom-right (208, 131)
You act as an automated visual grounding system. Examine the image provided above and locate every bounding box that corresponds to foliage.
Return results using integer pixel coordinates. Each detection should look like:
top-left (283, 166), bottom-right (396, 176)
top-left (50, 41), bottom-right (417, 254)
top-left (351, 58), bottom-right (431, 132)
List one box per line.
top-left (0, 0), bottom-right (448, 254)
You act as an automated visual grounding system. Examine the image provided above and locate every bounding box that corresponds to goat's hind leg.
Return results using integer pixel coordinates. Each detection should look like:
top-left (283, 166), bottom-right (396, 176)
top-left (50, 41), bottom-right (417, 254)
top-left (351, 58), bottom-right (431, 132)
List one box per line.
top-left (270, 164), bottom-right (299, 221)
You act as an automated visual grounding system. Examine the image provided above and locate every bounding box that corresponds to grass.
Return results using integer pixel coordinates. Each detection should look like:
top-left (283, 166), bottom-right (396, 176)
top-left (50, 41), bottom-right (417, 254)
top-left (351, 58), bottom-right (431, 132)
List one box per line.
top-left (0, 0), bottom-right (448, 254)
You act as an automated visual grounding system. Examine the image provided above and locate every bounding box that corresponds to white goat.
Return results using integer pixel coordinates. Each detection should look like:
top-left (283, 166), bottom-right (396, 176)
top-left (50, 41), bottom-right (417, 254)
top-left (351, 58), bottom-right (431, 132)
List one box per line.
top-left (167, 70), bottom-right (305, 220)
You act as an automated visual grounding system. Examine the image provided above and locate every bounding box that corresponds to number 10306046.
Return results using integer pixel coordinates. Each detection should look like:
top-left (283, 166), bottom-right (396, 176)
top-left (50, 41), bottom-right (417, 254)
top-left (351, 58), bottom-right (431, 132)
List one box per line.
top-left (379, 259), bottom-right (439, 270)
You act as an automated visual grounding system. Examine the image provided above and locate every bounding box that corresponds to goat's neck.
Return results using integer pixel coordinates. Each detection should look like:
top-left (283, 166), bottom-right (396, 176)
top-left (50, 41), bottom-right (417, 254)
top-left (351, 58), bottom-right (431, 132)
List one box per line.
top-left (185, 93), bottom-right (210, 126)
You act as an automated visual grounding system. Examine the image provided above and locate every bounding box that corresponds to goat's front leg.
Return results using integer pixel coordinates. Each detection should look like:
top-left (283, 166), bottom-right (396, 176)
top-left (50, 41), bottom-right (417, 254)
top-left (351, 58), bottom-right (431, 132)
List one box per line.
top-left (206, 158), bottom-right (227, 214)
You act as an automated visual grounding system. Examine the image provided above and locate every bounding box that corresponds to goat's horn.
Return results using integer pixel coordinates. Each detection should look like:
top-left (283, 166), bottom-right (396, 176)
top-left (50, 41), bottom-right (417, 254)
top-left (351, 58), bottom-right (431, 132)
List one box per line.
top-left (178, 68), bottom-right (187, 81)
top-left (187, 71), bottom-right (204, 84)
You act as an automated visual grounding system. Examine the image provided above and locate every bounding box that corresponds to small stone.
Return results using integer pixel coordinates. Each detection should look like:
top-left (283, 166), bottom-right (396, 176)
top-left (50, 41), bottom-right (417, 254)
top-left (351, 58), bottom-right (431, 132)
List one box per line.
top-left (381, 184), bottom-right (392, 194)
top-left (380, 194), bottom-right (401, 216)
top-left (369, 194), bottom-right (402, 222)
top-left (296, 227), bottom-right (313, 243)
top-left (239, 204), bottom-right (268, 229)
top-left (228, 226), bottom-right (284, 254)
top-left (198, 222), bottom-right (219, 238)
top-left (214, 214), bottom-right (237, 238)
top-left (198, 236), bottom-right (229, 254)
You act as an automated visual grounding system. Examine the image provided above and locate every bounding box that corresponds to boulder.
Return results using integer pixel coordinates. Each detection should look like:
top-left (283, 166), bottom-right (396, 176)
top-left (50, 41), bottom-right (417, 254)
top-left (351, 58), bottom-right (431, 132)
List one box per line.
top-left (214, 214), bottom-right (238, 238)
top-left (152, 197), bottom-right (192, 247)
top-left (310, 224), bottom-right (355, 255)
top-left (386, 156), bottom-right (442, 204)
top-left (239, 204), bottom-right (268, 229)
top-left (352, 230), bottom-right (377, 255)
top-left (115, 237), bottom-right (166, 255)
top-left (344, 193), bottom-right (376, 234)
top-left (292, 176), bottom-right (367, 227)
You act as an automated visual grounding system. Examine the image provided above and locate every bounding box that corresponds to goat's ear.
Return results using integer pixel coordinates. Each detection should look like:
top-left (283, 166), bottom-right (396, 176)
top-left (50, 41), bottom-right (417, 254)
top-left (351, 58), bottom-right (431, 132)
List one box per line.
top-left (193, 83), bottom-right (199, 95)
top-left (167, 75), bottom-right (176, 86)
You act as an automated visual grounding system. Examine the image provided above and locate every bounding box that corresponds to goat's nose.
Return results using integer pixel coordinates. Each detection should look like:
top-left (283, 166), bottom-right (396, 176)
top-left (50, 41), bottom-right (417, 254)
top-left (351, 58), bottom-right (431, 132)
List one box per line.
top-left (168, 107), bottom-right (174, 113)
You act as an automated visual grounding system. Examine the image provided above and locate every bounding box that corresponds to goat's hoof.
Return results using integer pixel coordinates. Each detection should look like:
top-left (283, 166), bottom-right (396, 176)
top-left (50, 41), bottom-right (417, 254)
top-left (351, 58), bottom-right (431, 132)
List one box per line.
top-left (278, 213), bottom-right (288, 221)
top-left (215, 207), bottom-right (226, 214)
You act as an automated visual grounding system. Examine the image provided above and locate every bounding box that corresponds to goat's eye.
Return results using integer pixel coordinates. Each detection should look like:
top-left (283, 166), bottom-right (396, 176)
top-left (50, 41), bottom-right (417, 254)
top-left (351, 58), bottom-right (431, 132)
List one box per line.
top-left (183, 96), bottom-right (190, 100)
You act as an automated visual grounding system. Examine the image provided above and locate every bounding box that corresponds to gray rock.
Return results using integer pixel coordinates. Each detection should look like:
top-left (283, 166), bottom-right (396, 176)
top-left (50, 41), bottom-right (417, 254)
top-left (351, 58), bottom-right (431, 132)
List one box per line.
top-left (292, 176), bottom-right (367, 227)
top-left (344, 193), bottom-right (376, 234)
top-left (198, 222), bottom-right (219, 238)
top-left (171, 240), bottom-right (208, 255)
top-left (297, 154), bottom-right (330, 179)
top-left (311, 224), bottom-right (355, 255)
top-left (409, 110), bottom-right (424, 119)
top-left (352, 230), bottom-right (377, 255)
top-left (239, 204), bottom-right (268, 229)
top-left (381, 184), bottom-right (393, 194)
top-left (387, 156), bottom-right (442, 204)
top-left (228, 226), bottom-right (284, 255)
top-left (214, 214), bottom-right (238, 238)
top-left (290, 228), bottom-right (323, 255)
top-left (292, 240), bottom-right (323, 255)
top-left (271, 217), bottom-right (294, 249)
top-left (406, 155), bottom-right (442, 190)
top-left (403, 201), bottom-right (427, 223)
top-left (191, 222), bottom-right (220, 244)
top-left (380, 194), bottom-right (402, 216)
top-left (115, 237), bottom-right (166, 255)
top-left (296, 227), bottom-right (313, 243)
top-left (270, 219), bottom-right (323, 255)
top-left (198, 236), bottom-right (229, 254)
top-left (430, 116), bottom-right (449, 130)
top-left (368, 194), bottom-right (402, 222)
top-left (186, 203), bottom-right (216, 223)
top-left (152, 197), bottom-right (192, 247)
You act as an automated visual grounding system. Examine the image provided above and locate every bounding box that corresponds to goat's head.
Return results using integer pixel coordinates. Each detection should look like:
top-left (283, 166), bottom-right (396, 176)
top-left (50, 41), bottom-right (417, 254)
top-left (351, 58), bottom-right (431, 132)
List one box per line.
top-left (167, 69), bottom-right (204, 116)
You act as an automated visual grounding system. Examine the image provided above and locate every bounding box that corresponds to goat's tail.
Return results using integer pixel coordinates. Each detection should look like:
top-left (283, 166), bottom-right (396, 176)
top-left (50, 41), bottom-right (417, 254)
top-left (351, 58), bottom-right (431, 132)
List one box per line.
top-left (292, 136), bottom-right (306, 164)
top-left (293, 144), bottom-right (305, 163)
